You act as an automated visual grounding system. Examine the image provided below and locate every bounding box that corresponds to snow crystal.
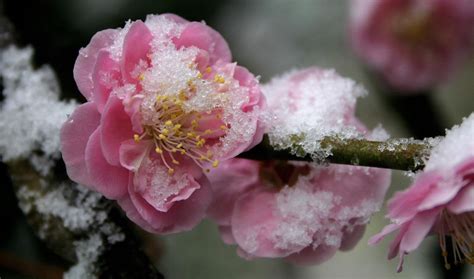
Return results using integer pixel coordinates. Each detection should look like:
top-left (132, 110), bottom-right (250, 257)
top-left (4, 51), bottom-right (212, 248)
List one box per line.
top-left (34, 183), bottom-right (107, 231)
top-left (64, 234), bottom-right (103, 279)
top-left (263, 68), bottom-right (372, 161)
top-left (0, 46), bottom-right (77, 173)
top-left (425, 113), bottom-right (474, 172)
top-left (272, 174), bottom-right (339, 250)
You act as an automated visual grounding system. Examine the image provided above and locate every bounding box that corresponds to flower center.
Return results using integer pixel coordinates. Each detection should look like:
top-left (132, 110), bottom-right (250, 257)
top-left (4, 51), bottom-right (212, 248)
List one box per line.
top-left (392, 10), bottom-right (433, 47)
top-left (438, 210), bottom-right (474, 269)
top-left (133, 91), bottom-right (227, 175)
top-left (259, 161), bottom-right (311, 189)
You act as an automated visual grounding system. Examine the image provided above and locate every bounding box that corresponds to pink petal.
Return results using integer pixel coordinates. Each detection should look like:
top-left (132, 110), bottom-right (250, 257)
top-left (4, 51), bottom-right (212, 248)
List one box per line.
top-left (60, 102), bottom-right (100, 188)
top-left (398, 210), bottom-right (439, 255)
top-left (447, 185), bottom-right (474, 214)
top-left (74, 29), bottom-right (117, 100)
top-left (132, 156), bottom-right (202, 212)
top-left (387, 171), bottom-right (442, 221)
top-left (100, 95), bottom-right (134, 166)
top-left (121, 20), bottom-right (152, 84)
top-left (128, 174), bottom-right (212, 234)
top-left (368, 223), bottom-right (401, 246)
top-left (92, 50), bottom-right (121, 113)
top-left (85, 129), bottom-right (129, 199)
top-left (231, 189), bottom-right (292, 258)
top-left (173, 22), bottom-right (231, 64)
top-left (233, 66), bottom-right (263, 112)
top-left (285, 244), bottom-right (338, 266)
top-left (119, 139), bottom-right (152, 172)
top-left (117, 196), bottom-right (157, 233)
top-left (207, 158), bottom-right (260, 225)
top-left (339, 225), bottom-right (366, 251)
top-left (218, 225), bottom-right (236, 245)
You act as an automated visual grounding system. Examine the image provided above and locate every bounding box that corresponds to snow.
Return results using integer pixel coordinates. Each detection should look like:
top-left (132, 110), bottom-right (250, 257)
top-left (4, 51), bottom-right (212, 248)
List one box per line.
top-left (425, 113), bottom-right (474, 172)
top-left (0, 46), bottom-right (77, 174)
top-left (263, 68), bottom-right (377, 161)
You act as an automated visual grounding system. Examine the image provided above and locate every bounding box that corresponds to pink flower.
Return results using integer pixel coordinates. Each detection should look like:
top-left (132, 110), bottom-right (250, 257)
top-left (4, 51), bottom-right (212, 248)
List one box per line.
top-left (207, 159), bottom-right (391, 265)
top-left (207, 68), bottom-right (392, 265)
top-left (60, 14), bottom-right (265, 234)
top-left (370, 113), bottom-right (474, 271)
top-left (350, 0), bottom-right (474, 91)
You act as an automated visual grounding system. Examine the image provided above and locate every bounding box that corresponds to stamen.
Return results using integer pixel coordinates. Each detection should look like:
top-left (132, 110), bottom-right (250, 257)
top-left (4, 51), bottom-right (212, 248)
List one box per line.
top-left (438, 210), bottom-right (474, 269)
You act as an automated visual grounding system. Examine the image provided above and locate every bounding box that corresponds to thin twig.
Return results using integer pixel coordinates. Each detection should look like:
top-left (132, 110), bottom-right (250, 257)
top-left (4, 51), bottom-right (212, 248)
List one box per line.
top-left (239, 135), bottom-right (432, 171)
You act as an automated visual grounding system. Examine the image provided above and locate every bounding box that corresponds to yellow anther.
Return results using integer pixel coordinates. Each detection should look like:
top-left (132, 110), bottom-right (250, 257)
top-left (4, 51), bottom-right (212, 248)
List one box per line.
top-left (216, 113), bottom-right (222, 119)
top-left (172, 159), bottom-right (180, 165)
top-left (197, 72), bottom-right (203, 79)
top-left (196, 139), bottom-right (206, 148)
top-left (138, 73), bottom-right (145, 81)
top-left (180, 149), bottom-right (186, 155)
top-left (133, 134), bottom-right (140, 142)
top-left (205, 67), bottom-right (212, 73)
top-left (168, 168), bottom-right (175, 175)
top-left (187, 132), bottom-right (195, 138)
top-left (199, 155), bottom-right (207, 161)
top-left (173, 124), bottom-right (182, 131)
top-left (162, 128), bottom-right (169, 135)
top-left (204, 129), bottom-right (212, 135)
top-left (155, 147), bottom-right (163, 154)
top-left (171, 148), bottom-right (177, 153)
top-left (171, 114), bottom-right (178, 119)
top-left (159, 134), bottom-right (167, 140)
top-left (214, 74), bottom-right (225, 83)
top-left (174, 99), bottom-right (183, 106)
top-left (176, 143), bottom-right (183, 149)
top-left (165, 120), bottom-right (173, 126)
top-left (191, 119), bottom-right (198, 127)
top-left (163, 104), bottom-right (169, 110)
top-left (178, 90), bottom-right (188, 101)
top-left (212, 160), bottom-right (219, 168)
top-left (220, 125), bottom-right (228, 130)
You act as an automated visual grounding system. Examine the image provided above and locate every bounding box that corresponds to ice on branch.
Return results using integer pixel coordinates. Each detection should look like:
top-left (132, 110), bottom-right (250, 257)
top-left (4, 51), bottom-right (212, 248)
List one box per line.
top-left (0, 46), bottom-right (77, 174)
top-left (263, 67), bottom-right (387, 161)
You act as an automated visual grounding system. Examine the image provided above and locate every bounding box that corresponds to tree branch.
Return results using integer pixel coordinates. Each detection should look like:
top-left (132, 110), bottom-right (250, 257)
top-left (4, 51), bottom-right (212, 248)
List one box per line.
top-left (239, 135), bottom-right (433, 171)
top-left (7, 159), bottom-right (164, 279)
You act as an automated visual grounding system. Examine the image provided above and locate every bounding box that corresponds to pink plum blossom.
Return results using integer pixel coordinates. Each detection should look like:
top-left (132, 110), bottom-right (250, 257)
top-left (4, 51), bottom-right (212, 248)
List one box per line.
top-left (206, 68), bottom-right (392, 265)
top-left (350, 0), bottom-right (474, 92)
top-left (60, 14), bottom-right (265, 234)
top-left (370, 113), bottom-right (474, 271)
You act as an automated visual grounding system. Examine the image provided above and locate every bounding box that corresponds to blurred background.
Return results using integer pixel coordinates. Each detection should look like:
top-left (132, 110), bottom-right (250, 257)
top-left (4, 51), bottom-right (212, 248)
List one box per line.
top-left (1, 0), bottom-right (473, 278)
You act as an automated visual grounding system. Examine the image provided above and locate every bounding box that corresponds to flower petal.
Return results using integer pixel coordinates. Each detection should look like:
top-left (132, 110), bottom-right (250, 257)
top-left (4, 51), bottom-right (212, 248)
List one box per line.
top-left (399, 210), bottom-right (439, 255)
top-left (121, 20), bottom-right (152, 84)
top-left (339, 225), bottom-right (366, 251)
top-left (85, 129), bottom-right (129, 199)
top-left (231, 188), bottom-right (292, 257)
top-left (74, 29), bottom-right (117, 100)
top-left (173, 22), bottom-right (231, 64)
top-left (447, 184), bottom-right (474, 214)
top-left (285, 244), bottom-right (338, 266)
top-left (92, 50), bottom-right (121, 113)
top-left (60, 102), bottom-right (100, 188)
top-left (100, 95), bottom-right (133, 166)
top-left (119, 139), bottom-right (152, 172)
top-left (128, 173), bottom-right (212, 234)
top-left (207, 158), bottom-right (259, 225)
